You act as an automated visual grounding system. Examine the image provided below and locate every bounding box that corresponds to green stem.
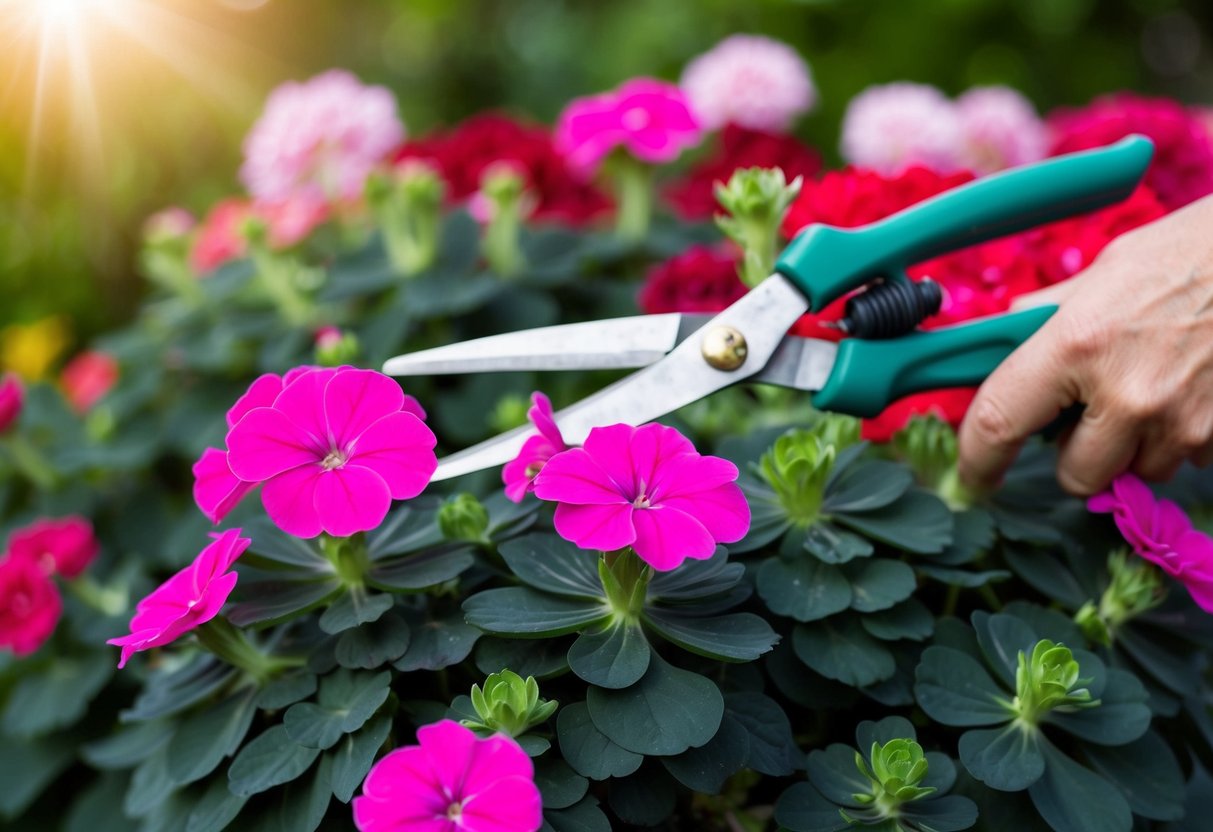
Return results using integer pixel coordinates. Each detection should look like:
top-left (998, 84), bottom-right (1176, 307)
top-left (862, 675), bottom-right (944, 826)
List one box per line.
top-left (941, 583), bottom-right (961, 618)
top-left (614, 156), bottom-right (653, 242)
top-left (483, 209), bottom-right (525, 278)
top-left (252, 251), bottom-right (313, 326)
top-left (978, 583), bottom-right (1003, 611)
top-left (4, 433), bottom-right (58, 489)
top-left (321, 533), bottom-right (369, 587)
top-left (195, 617), bottom-right (302, 684)
top-left (66, 575), bottom-right (128, 618)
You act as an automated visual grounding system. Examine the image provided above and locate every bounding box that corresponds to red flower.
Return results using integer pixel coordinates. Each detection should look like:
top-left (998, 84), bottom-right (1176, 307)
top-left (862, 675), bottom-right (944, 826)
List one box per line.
top-left (861, 389), bottom-right (977, 443)
top-left (665, 124), bottom-right (822, 220)
top-left (394, 113), bottom-right (611, 225)
top-left (9, 516), bottom-right (99, 579)
top-left (637, 245), bottom-right (747, 315)
top-left (1048, 93), bottom-right (1213, 210)
top-left (62, 351), bottom-right (119, 413)
top-left (0, 555), bottom-right (61, 657)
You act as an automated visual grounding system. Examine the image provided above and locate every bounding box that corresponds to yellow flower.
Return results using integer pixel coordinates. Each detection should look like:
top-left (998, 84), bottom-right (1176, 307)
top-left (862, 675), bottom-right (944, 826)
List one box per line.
top-left (0, 317), bottom-right (71, 381)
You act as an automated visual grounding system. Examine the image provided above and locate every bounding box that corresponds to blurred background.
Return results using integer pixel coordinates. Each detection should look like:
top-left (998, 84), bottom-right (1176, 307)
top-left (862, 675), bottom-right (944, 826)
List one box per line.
top-left (1, 0), bottom-right (1211, 348)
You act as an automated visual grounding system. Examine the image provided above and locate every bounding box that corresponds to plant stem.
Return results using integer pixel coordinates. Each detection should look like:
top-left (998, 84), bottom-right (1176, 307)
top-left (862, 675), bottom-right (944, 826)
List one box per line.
top-left (3, 434), bottom-right (58, 489)
top-left (614, 156), bottom-right (653, 242)
top-left (67, 574), bottom-right (128, 618)
top-left (195, 617), bottom-right (302, 684)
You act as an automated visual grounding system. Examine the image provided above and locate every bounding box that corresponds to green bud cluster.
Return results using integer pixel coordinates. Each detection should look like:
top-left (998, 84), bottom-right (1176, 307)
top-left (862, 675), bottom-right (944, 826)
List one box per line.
top-left (759, 416), bottom-right (860, 525)
top-left (366, 162), bottom-right (446, 276)
top-left (714, 167), bottom-right (803, 288)
top-left (598, 548), bottom-right (651, 621)
top-left (438, 493), bottom-right (490, 543)
top-left (1075, 551), bottom-right (1165, 646)
top-left (848, 738), bottom-right (936, 819)
top-left (463, 670), bottom-right (558, 738)
top-left (892, 414), bottom-right (970, 509)
top-left (479, 163), bottom-right (531, 278)
top-left (1012, 639), bottom-right (1099, 725)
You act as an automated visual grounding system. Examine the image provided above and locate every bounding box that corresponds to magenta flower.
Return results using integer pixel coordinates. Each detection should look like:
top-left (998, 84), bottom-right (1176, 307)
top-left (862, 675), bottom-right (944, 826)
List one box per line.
top-left (0, 555), bottom-right (62, 657)
top-left (107, 529), bottom-right (250, 668)
top-left (502, 392), bottom-right (568, 503)
top-left (555, 78), bottom-right (703, 177)
top-left (8, 516), bottom-right (99, 579)
top-left (841, 82), bottom-right (964, 175)
top-left (680, 34), bottom-right (817, 133)
top-left (225, 367), bottom-right (437, 538)
top-left (956, 86), bottom-right (1048, 174)
top-left (353, 719), bottom-right (542, 832)
top-left (241, 69), bottom-right (405, 202)
top-left (1089, 474), bottom-right (1213, 613)
top-left (0, 372), bottom-right (23, 433)
top-left (532, 423), bottom-right (750, 571)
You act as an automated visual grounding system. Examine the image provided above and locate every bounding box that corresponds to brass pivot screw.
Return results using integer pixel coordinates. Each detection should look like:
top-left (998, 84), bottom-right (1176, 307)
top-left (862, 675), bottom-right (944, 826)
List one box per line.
top-left (701, 326), bottom-right (748, 371)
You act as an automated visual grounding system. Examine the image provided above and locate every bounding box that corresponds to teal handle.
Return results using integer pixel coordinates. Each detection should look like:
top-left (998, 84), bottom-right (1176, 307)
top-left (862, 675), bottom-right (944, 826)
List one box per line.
top-left (776, 136), bottom-right (1153, 311)
top-left (812, 305), bottom-right (1057, 417)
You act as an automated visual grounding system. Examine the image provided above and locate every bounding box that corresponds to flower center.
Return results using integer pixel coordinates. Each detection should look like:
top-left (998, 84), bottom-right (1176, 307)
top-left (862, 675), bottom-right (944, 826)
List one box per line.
top-left (321, 449), bottom-right (348, 471)
top-left (632, 493), bottom-right (652, 509)
top-left (621, 106), bottom-right (651, 131)
top-left (446, 801), bottom-right (463, 822)
top-left (524, 462), bottom-right (544, 479)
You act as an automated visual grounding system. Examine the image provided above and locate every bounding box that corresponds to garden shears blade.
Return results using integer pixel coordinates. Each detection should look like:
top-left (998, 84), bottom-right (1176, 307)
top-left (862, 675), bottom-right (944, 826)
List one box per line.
top-left (384, 136), bottom-right (1154, 482)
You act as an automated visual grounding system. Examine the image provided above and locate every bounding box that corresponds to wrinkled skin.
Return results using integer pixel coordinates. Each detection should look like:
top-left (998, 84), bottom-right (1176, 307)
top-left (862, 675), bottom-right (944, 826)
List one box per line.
top-left (959, 193), bottom-right (1213, 495)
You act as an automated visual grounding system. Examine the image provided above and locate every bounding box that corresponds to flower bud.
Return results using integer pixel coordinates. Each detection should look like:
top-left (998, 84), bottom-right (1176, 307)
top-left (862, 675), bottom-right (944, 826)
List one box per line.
top-left (367, 162), bottom-right (446, 277)
top-left (314, 326), bottom-right (360, 367)
top-left (1075, 550), bottom-right (1165, 646)
top-left (477, 162), bottom-right (533, 278)
top-left (438, 493), bottom-right (490, 542)
top-left (0, 372), bottom-right (24, 434)
top-left (1012, 639), bottom-right (1099, 724)
top-left (463, 670), bottom-right (558, 738)
top-left (851, 738), bottom-right (936, 810)
top-left (759, 415), bottom-right (860, 525)
top-left (714, 167), bottom-right (803, 287)
top-left (893, 414), bottom-right (970, 508)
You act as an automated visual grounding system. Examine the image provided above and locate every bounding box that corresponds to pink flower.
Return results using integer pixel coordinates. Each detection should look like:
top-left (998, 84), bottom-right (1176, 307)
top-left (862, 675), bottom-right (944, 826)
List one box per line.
top-left (8, 516), bottom-right (99, 579)
top-left (956, 86), bottom-right (1048, 174)
top-left (225, 367), bottom-right (436, 538)
top-left (1088, 474), bottom-right (1213, 612)
top-left (0, 372), bottom-right (23, 433)
top-left (0, 556), bottom-right (62, 657)
top-left (241, 69), bottom-right (405, 202)
top-left (555, 78), bottom-right (703, 177)
top-left (353, 719), bottom-right (542, 832)
top-left (680, 34), bottom-right (817, 133)
top-left (841, 82), bottom-right (964, 175)
top-left (61, 351), bottom-right (119, 413)
top-left (107, 529), bottom-right (250, 668)
top-left (532, 423), bottom-right (750, 571)
top-left (502, 393), bottom-right (568, 503)
top-left (189, 196), bottom-right (331, 274)
top-left (143, 207), bottom-right (196, 241)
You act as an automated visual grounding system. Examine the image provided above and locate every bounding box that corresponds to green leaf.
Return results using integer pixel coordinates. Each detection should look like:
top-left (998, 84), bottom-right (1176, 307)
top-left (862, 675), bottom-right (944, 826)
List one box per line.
top-left (228, 725), bottom-right (322, 797)
top-left (556, 702), bottom-right (643, 781)
top-left (854, 714), bottom-right (917, 749)
top-left (365, 545), bottom-right (475, 591)
top-left (586, 654), bottom-right (724, 756)
top-left (463, 587), bottom-right (610, 637)
top-left (860, 598), bottom-right (935, 641)
top-left (122, 656), bottom-right (238, 722)
top-left (257, 674), bottom-right (318, 710)
top-left (917, 565), bottom-right (1011, 587)
top-left (793, 616), bottom-right (896, 687)
top-left (726, 692), bottom-right (799, 777)
top-left (1028, 738), bottom-right (1131, 832)
top-left (393, 611), bottom-right (482, 672)
top-left (1048, 668), bottom-right (1150, 746)
top-left (367, 499), bottom-right (443, 558)
top-left (226, 575), bottom-right (342, 628)
top-left (607, 764), bottom-right (677, 827)
top-left (972, 611), bottom-right (1038, 687)
top-left (65, 773), bottom-right (140, 832)
top-left (475, 636), bottom-right (571, 679)
top-left (803, 522), bottom-right (873, 564)
top-left (833, 489), bottom-right (953, 554)
top-left (757, 555), bottom-right (851, 622)
top-left (81, 720), bottom-right (175, 770)
top-left (167, 688), bottom-right (259, 785)
top-left (125, 743), bottom-right (177, 817)
top-left (806, 742), bottom-right (870, 805)
top-left (498, 534), bottom-right (605, 599)
top-left (823, 459), bottom-right (913, 513)
top-left (268, 755), bottom-right (332, 832)
top-left (318, 588), bottom-right (394, 634)
top-left (899, 795), bottom-right (979, 832)
top-left (535, 758), bottom-right (590, 811)
top-left (845, 558), bottom-right (916, 613)
top-left (660, 714), bottom-right (749, 793)
top-left (185, 776), bottom-right (248, 832)
top-left (567, 620), bottom-right (651, 689)
top-left (543, 795), bottom-right (613, 832)
top-left (0, 734), bottom-right (73, 819)
top-left (774, 782), bottom-right (851, 832)
top-left (1003, 544), bottom-right (1089, 609)
top-left (647, 546), bottom-right (744, 601)
top-left (327, 714), bottom-right (393, 803)
top-left (334, 612), bottom-right (412, 669)
top-left (958, 723), bottom-right (1044, 791)
top-left (914, 646), bottom-right (1013, 726)
top-left (283, 669), bottom-right (391, 750)
top-left (2, 652), bottom-right (113, 738)
top-left (1083, 731), bottom-right (1183, 821)
top-left (241, 521), bottom-right (331, 571)
top-left (643, 608), bottom-right (779, 662)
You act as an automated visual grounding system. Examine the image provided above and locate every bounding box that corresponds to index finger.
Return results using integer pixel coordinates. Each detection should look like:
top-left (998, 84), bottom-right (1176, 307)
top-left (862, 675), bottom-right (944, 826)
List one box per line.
top-left (957, 324), bottom-right (1078, 491)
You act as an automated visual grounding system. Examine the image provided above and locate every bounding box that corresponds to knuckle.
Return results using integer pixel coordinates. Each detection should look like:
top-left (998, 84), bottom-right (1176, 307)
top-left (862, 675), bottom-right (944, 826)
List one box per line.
top-left (967, 396), bottom-right (1018, 449)
top-left (1057, 464), bottom-right (1102, 497)
top-left (1057, 317), bottom-right (1111, 361)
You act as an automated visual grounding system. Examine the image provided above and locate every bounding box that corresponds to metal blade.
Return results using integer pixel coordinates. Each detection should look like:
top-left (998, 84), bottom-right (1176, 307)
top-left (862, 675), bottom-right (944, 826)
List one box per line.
top-left (751, 334), bottom-right (839, 392)
top-left (383, 313), bottom-right (709, 376)
top-left (432, 274), bottom-right (810, 481)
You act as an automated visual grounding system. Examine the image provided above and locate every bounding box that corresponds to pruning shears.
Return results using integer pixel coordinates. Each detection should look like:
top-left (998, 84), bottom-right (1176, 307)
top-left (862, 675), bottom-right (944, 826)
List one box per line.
top-left (384, 135), bottom-right (1153, 481)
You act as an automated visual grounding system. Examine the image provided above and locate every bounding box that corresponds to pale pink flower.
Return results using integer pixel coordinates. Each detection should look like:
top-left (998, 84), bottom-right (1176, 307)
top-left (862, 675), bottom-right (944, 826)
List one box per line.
top-left (532, 423), bottom-right (750, 571)
top-left (840, 82), bottom-right (964, 175)
top-left (956, 86), bottom-right (1048, 174)
top-left (353, 719), bottom-right (542, 832)
top-left (241, 69), bottom-right (405, 202)
top-left (502, 392), bottom-right (568, 503)
top-left (61, 351), bottom-right (119, 413)
top-left (107, 529), bottom-right (250, 668)
top-left (143, 206), bottom-right (196, 241)
top-left (8, 516), bottom-right (99, 579)
top-left (555, 78), bottom-right (703, 177)
top-left (0, 555), bottom-right (61, 657)
top-left (680, 34), bottom-right (816, 133)
top-left (225, 367), bottom-right (436, 538)
top-left (189, 196), bottom-right (331, 274)
top-left (1089, 474), bottom-right (1213, 613)
top-left (0, 372), bottom-right (23, 433)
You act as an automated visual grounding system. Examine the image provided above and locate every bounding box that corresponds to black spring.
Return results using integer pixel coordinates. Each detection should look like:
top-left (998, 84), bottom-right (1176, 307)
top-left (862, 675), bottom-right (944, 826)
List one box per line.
top-left (838, 278), bottom-right (942, 339)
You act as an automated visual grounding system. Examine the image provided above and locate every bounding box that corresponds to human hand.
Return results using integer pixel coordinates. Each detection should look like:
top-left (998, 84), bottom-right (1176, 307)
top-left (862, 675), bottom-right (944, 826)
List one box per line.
top-left (957, 193), bottom-right (1213, 495)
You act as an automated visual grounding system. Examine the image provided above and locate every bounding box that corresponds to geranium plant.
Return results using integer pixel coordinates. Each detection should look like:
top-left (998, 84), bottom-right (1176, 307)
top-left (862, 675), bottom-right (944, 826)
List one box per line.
top-left (2, 34), bottom-right (1213, 832)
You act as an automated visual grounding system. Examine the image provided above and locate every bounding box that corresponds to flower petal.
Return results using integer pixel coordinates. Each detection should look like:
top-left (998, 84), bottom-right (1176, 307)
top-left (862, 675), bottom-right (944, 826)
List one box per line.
top-left (226, 407), bottom-right (321, 481)
top-left (324, 368), bottom-right (406, 448)
top-left (579, 424), bottom-right (641, 496)
top-left (626, 423), bottom-right (697, 496)
top-left (631, 505), bottom-right (715, 571)
top-left (533, 447), bottom-right (627, 505)
top-left (226, 373), bottom-right (285, 428)
top-left (270, 366), bottom-right (339, 442)
top-left (528, 392), bottom-right (564, 448)
top-left (350, 412), bottom-right (437, 500)
top-left (193, 448), bottom-right (256, 524)
top-left (462, 733), bottom-right (534, 796)
top-left (649, 452), bottom-right (739, 502)
top-left (417, 720), bottom-right (477, 796)
top-left (313, 466), bottom-right (393, 538)
top-left (552, 502), bottom-right (636, 552)
top-left (460, 776), bottom-right (543, 832)
top-left (662, 481), bottom-right (751, 544)
top-left (261, 465), bottom-right (326, 538)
